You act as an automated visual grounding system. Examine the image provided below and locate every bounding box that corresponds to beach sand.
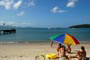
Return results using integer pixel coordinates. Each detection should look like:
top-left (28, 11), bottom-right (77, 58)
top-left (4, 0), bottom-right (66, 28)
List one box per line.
top-left (0, 42), bottom-right (90, 60)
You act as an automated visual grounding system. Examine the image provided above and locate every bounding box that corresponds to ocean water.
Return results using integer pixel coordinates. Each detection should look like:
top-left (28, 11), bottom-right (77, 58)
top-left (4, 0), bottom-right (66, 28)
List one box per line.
top-left (0, 28), bottom-right (90, 43)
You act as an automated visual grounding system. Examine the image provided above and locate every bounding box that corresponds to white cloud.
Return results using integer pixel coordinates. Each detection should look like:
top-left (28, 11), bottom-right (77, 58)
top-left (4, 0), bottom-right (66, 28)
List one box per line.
top-left (66, 0), bottom-right (78, 8)
top-left (0, 0), bottom-right (14, 10)
top-left (5, 0), bottom-right (14, 10)
top-left (18, 22), bottom-right (31, 27)
top-left (14, 22), bottom-right (32, 27)
top-left (29, 1), bottom-right (35, 6)
top-left (17, 11), bottom-right (24, 16)
top-left (0, 0), bottom-right (23, 10)
top-left (0, 0), bottom-right (36, 11)
top-left (0, 21), bottom-right (31, 27)
top-left (6, 21), bottom-right (16, 26)
top-left (27, 0), bottom-right (35, 7)
top-left (0, 21), bottom-right (15, 26)
top-left (13, 0), bottom-right (23, 10)
top-left (51, 6), bottom-right (66, 14)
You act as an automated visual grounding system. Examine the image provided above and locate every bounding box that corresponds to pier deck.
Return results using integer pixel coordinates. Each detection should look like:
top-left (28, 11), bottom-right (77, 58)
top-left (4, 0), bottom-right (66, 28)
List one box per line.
top-left (0, 29), bottom-right (16, 34)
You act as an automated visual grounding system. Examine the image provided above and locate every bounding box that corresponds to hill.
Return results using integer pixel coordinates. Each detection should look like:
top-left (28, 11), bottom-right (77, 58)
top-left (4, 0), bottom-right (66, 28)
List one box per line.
top-left (69, 24), bottom-right (90, 28)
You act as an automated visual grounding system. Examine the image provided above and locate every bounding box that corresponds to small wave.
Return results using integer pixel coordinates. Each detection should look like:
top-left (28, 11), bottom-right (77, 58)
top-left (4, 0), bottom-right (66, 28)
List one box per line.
top-left (0, 42), bottom-right (16, 44)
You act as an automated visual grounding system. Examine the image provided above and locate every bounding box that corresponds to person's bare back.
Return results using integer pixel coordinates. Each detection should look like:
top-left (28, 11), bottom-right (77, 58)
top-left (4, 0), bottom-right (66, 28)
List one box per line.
top-left (75, 46), bottom-right (86, 60)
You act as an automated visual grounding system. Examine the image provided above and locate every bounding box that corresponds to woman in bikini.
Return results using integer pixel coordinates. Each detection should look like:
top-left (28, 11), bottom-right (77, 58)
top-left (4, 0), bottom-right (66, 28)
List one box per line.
top-left (58, 45), bottom-right (69, 60)
top-left (75, 46), bottom-right (86, 60)
top-left (66, 44), bottom-right (71, 54)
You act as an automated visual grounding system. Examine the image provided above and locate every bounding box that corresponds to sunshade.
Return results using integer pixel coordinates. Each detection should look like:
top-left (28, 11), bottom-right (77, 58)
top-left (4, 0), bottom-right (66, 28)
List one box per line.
top-left (50, 34), bottom-right (80, 45)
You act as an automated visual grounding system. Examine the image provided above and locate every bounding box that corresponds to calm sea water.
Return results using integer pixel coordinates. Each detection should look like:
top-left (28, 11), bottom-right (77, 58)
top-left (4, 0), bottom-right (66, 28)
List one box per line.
top-left (0, 28), bottom-right (90, 43)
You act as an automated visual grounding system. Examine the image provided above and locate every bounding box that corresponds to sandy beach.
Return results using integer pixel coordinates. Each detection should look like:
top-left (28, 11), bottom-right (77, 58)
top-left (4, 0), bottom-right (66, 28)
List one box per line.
top-left (0, 42), bottom-right (90, 60)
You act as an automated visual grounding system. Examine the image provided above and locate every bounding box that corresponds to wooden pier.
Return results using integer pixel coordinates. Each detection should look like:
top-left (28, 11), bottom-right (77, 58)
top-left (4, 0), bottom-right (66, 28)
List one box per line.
top-left (0, 29), bottom-right (16, 34)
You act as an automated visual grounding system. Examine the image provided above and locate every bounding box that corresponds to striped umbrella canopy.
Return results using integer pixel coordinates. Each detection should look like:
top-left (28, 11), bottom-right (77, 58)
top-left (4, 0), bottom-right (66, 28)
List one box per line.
top-left (50, 34), bottom-right (80, 45)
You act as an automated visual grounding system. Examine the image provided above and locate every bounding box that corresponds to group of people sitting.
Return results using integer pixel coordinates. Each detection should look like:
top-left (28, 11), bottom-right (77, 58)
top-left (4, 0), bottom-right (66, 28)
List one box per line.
top-left (50, 41), bottom-right (87, 60)
top-left (56, 43), bottom-right (87, 60)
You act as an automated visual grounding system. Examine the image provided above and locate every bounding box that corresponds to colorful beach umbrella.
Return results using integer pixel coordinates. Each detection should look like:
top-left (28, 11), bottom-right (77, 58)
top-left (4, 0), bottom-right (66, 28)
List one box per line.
top-left (50, 34), bottom-right (80, 45)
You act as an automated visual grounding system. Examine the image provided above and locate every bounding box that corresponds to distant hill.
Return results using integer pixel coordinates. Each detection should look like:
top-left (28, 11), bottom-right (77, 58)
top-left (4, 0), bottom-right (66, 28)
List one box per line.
top-left (69, 24), bottom-right (90, 28)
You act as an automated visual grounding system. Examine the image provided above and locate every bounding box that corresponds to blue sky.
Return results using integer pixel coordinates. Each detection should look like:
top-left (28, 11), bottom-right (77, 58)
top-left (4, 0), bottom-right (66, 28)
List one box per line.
top-left (0, 0), bottom-right (90, 28)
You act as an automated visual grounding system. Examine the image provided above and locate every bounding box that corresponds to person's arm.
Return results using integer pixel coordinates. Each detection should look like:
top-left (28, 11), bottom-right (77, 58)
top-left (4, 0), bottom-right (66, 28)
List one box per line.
top-left (58, 48), bottom-right (61, 57)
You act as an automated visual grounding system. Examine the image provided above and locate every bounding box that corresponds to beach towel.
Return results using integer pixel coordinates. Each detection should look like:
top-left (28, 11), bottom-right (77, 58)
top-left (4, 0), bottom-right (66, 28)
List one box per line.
top-left (46, 53), bottom-right (57, 59)
top-left (59, 57), bottom-right (66, 60)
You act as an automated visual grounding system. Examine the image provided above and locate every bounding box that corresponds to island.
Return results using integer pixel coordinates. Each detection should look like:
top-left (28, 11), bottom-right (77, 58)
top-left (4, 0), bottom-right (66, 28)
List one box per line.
top-left (69, 24), bottom-right (90, 28)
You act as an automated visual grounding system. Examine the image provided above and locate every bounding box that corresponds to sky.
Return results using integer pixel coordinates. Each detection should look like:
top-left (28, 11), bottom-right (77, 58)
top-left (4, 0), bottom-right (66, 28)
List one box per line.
top-left (0, 0), bottom-right (90, 28)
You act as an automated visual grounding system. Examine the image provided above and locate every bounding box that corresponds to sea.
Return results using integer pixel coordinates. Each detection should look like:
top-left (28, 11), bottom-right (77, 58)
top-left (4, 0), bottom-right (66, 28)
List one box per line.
top-left (0, 28), bottom-right (90, 43)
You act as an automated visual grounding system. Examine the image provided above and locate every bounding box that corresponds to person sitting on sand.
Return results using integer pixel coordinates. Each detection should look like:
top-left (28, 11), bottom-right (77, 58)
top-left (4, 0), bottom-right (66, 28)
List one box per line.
top-left (50, 40), bottom-right (62, 52)
top-left (66, 44), bottom-right (71, 54)
top-left (58, 45), bottom-right (69, 60)
top-left (75, 46), bottom-right (86, 60)
top-left (57, 43), bottom-right (62, 52)
top-left (50, 41), bottom-right (62, 56)
top-left (56, 43), bottom-right (62, 56)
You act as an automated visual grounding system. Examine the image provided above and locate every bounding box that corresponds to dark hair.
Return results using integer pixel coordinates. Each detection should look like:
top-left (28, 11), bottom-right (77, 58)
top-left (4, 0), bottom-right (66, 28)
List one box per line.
top-left (81, 46), bottom-right (85, 50)
top-left (59, 43), bottom-right (61, 46)
top-left (61, 45), bottom-right (66, 51)
top-left (67, 44), bottom-right (71, 46)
